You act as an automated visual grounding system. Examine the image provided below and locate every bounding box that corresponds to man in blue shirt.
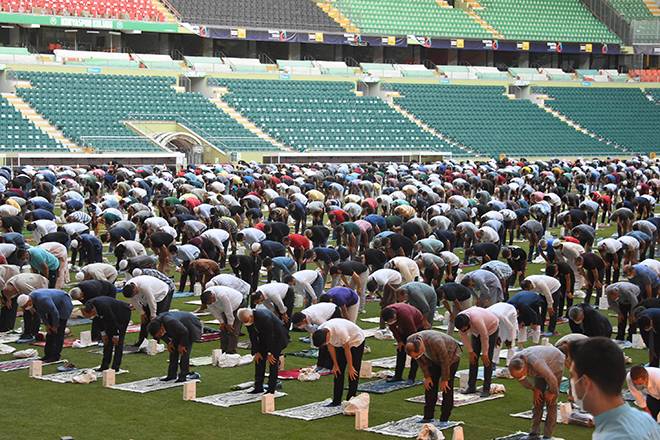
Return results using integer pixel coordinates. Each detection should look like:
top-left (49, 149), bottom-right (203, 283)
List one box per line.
top-left (569, 337), bottom-right (660, 440)
top-left (320, 286), bottom-right (359, 323)
top-left (626, 264), bottom-right (660, 300)
top-left (17, 247), bottom-right (60, 288)
top-left (17, 289), bottom-right (73, 362)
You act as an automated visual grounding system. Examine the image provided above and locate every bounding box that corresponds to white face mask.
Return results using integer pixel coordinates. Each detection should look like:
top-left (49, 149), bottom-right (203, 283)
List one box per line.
top-left (571, 375), bottom-right (587, 410)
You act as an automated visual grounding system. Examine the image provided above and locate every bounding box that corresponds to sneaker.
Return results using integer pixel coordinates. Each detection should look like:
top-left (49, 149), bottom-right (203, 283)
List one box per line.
top-left (386, 376), bottom-right (403, 383)
top-left (160, 376), bottom-right (176, 382)
top-left (418, 418), bottom-right (434, 424)
top-left (16, 336), bottom-right (35, 344)
top-left (460, 387), bottom-right (477, 394)
top-left (479, 391), bottom-right (491, 398)
top-left (324, 402), bottom-right (341, 407)
top-left (187, 372), bottom-right (201, 381)
top-left (315, 367), bottom-right (332, 374)
top-left (247, 388), bottom-right (264, 394)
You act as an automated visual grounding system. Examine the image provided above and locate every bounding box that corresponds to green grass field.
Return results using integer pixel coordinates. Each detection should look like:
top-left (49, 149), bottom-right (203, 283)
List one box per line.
top-left (0, 220), bottom-right (652, 440)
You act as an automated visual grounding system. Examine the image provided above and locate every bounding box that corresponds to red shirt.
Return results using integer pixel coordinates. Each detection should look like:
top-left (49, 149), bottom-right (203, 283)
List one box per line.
top-left (329, 209), bottom-right (348, 224)
top-left (288, 234), bottom-right (311, 250)
top-left (564, 236), bottom-right (580, 244)
top-left (385, 303), bottom-right (426, 342)
top-left (184, 197), bottom-right (201, 210)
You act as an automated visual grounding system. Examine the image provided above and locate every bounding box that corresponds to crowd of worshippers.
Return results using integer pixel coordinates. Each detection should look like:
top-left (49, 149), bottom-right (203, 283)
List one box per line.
top-left (0, 157), bottom-right (659, 438)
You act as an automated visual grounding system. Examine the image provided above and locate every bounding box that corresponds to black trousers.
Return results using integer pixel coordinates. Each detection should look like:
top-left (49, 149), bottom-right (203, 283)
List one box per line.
top-left (394, 344), bottom-right (419, 381)
top-left (179, 260), bottom-right (192, 292)
top-left (616, 303), bottom-right (636, 342)
top-left (101, 324), bottom-right (128, 371)
top-left (167, 342), bottom-right (192, 380)
top-left (0, 300), bottom-right (17, 332)
top-left (424, 360), bottom-right (460, 421)
top-left (220, 312), bottom-right (242, 354)
top-left (546, 289), bottom-right (562, 334)
top-left (254, 351), bottom-right (281, 393)
top-left (44, 319), bottom-right (68, 361)
top-left (22, 309), bottom-right (41, 338)
top-left (468, 330), bottom-right (497, 393)
top-left (332, 342), bottom-right (365, 405)
top-left (137, 289), bottom-right (174, 344)
top-left (47, 269), bottom-right (58, 288)
top-left (648, 395), bottom-right (660, 420)
top-left (584, 268), bottom-right (604, 305)
top-left (604, 251), bottom-right (622, 285)
top-left (642, 330), bottom-right (660, 367)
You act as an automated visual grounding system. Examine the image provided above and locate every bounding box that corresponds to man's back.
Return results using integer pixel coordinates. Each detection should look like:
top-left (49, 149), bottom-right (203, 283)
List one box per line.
top-left (593, 403), bottom-right (660, 440)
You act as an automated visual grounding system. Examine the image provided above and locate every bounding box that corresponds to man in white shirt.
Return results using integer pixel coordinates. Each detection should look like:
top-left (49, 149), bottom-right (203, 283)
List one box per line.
top-left (237, 228), bottom-right (266, 250)
top-left (292, 302), bottom-right (342, 372)
top-left (627, 365), bottom-right (660, 420)
top-left (313, 318), bottom-right (366, 406)
top-left (366, 268), bottom-right (402, 306)
top-left (597, 238), bottom-right (623, 284)
top-left (205, 273), bottom-right (251, 300)
top-left (201, 286), bottom-right (245, 354)
top-left (201, 228), bottom-right (231, 266)
top-left (487, 302), bottom-right (518, 364)
top-left (285, 269), bottom-right (324, 307)
top-left (76, 263), bottom-right (118, 283)
top-left (123, 274), bottom-right (173, 346)
top-left (252, 282), bottom-right (295, 324)
top-left (521, 274), bottom-right (562, 336)
top-left (385, 256), bottom-right (420, 283)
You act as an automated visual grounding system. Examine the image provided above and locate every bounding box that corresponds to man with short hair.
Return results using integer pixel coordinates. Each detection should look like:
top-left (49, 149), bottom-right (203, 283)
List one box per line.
top-left (569, 337), bottom-right (660, 438)
top-left (123, 274), bottom-right (174, 346)
top-left (508, 346), bottom-right (565, 440)
top-left (148, 311), bottom-right (202, 383)
top-left (252, 282), bottom-right (294, 325)
top-left (606, 282), bottom-right (640, 342)
top-left (627, 365), bottom-right (660, 420)
top-left (17, 247), bottom-right (60, 288)
top-left (82, 296), bottom-right (131, 371)
top-left (1, 272), bottom-right (48, 341)
top-left (201, 286), bottom-right (244, 354)
top-left (406, 330), bottom-right (462, 423)
top-left (381, 303), bottom-right (430, 383)
top-left (568, 304), bottom-right (613, 338)
top-left (455, 307), bottom-right (499, 397)
top-left (17, 289), bottom-right (73, 362)
top-left (436, 282), bottom-right (473, 335)
top-left (291, 302), bottom-right (341, 372)
top-left (396, 282), bottom-right (437, 325)
top-left (521, 274), bottom-right (561, 335)
top-left (312, 318), bottom-right (365, 407)
top-left (285, 269), bottom-right (324, 307)
top-left (238, 308), bottom-right (288, 394)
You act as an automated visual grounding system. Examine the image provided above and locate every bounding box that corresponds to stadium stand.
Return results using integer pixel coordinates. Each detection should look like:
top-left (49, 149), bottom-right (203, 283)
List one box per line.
top-left (478, 0), bottom-right (621, 43)
top-left (509, 68), bottom-right (549, 81)
top-left (165, 0), bottom-right (343, 31)
top-left (576, 69), bottom-right (611, 82)
top-left (471, 66), bottom-right (510, 80)
top-left (395, 64), bottom-right (436, 78)
top-left (390, 83), bottom-right (619, 157)
top-left (606, 0), bottom-right (657, 19)
top-left (360, 63), bottom-right (402, 78)
top-left (14, 72), bottom-right (276, 153)
top-left (222, 58), bottom-right (274, 73)
top-left (438, 65), bottom-right (477, 80)
top-left (630, 69), bottom-right (660, 82)
top-left (0, 0), bottom-right (165, 21)
top-left (647, 88), bottom-right (660, 101)
top-left (0, 95), bottom-right (63, 152)
top-left (543, 68), bottom-right (576, 81)
top-left (209, 78), bottom-right (455, 153)
top-left (277, 60), bottom-right (321, 76)
top-left (0, 47), bottom-right (39, 65)
top-left (538, 87), bottom-right (660, 154)
top-left (331, 0), bottom-right (492, 38)
top-left (316, 61), bottom-right (356, 76)
top-left (55, 50), bottom-right (140, 68)
top-left (184, 56), bottom-right (233, 73)
top-left (133, 54), bottom-right (183, 70)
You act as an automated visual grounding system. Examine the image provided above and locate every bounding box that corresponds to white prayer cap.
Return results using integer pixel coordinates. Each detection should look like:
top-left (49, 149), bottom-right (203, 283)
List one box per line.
top-left (132, 268), bottom-right (143, 277)
top-left (75, 272), bottom-right (85, 281)
top-left (17, 294), bottom-right (30, 309)
top-left (70, 239), bottom-right (79, 249)
top-left (118, 259), bottom-right (128, 270)
top-left (251, 243), bottom-right (261, 253)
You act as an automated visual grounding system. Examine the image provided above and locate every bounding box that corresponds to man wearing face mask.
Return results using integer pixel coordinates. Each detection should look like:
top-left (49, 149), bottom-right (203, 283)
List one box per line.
top-left (508, 346), bottom-right (565, 440)
top-left (569, 337), bottom-right (660, 439)
top-left (567, 304), bottom-right (612, 338)
top-left (405, 330), bottom-right (462, 423)
top-left (381, 302), bottom-right (430, 383)
top-left (627, 365), bottom-right (660, 420)
top-left (637, 308), bottom-right (660, 368)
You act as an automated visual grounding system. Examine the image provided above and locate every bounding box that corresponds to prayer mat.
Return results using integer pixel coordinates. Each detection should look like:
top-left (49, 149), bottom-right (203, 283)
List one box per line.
top-left (494, 433), bottom-right (564, 440)
top-left (193, 390), bottom-right (286, 407)
top-left (559, 378), bottom-right (569, 394)
top-left (614, 340), bottom-right (633, 350)
top-left (366, 416), bottom-right (462, 438)
top-left (370, 356), bottom-right (411, 369)
top-left (231, 380), bottom-right (255, 391)
top-left (88, 345), bottom-right (141, 355)
top-left (66, 318), bottom-right (92, 327)
top-left (360, 317), bottom-right (381, 324)
top-left (174, 291), bottom-right (194, 298)
top-left (272, 399), bottom-right (343, 421)
top-left (0, 358), bottom-right (65, 372)
top-left (434, 325), bottom-right (459, 333)
top-left (510, 408), bottom-right (593, 427)
top-left (31, 338), bottom-right (76, 348)
top-left (287, 348), bottom-right (319, 359)
top-left (298, 336), bottom-right (311, 344)
top-left (0, 333), bottom-right (20, 344)
top-left (406, 391), bottom-right (504, 407)
top-left (277, 368), bottom-right (332, 380)
top-left (185, 300), bottom-right (202, 306)
top-left (193, 312), bottom-right (211, 317)
top-left (199, 332), bottom-right (221, 343)
top-left (204, 319), bottom-right (220, 325)
top-left (190, 356), bottom-right (213, 367)
top-left (126, 324), bottom-right (141, 334)
top-left (110, 377), bottom-right (199, 394)
top-left (237, 341), bottom-right (250, 350)
top-left (456, 367), bottom-right (510, 381)
top-left (357, 378), bottom-right (422, 394)
top-left (37, 368), bottom-right (127, 384)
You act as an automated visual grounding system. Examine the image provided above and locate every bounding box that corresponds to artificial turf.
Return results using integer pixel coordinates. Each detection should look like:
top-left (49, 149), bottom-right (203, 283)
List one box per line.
top-left (0, 221), bottom-right (652, 440)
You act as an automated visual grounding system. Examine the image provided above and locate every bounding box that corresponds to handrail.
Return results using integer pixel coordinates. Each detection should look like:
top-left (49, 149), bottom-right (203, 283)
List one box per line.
top-left (159, 0), bottom-right (183, 21)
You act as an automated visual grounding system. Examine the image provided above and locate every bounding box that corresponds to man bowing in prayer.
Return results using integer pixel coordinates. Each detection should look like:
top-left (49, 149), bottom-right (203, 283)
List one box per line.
top-left (148, 311), bottom-right (202, 382)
